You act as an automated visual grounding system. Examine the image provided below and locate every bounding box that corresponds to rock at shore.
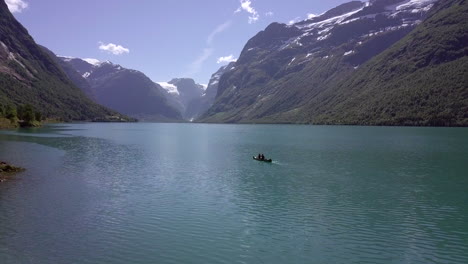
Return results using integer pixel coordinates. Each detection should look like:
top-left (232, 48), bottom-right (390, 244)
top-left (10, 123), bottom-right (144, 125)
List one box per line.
top-left (0, 161), bottom-right (24, 182)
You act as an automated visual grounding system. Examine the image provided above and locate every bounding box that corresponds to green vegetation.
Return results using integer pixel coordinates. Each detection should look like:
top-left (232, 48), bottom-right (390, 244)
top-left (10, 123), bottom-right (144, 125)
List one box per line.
top-left (0, 103), bottom-right (42, 127)
top-left (296, 0), bottom-right (468, 126)
top-left (200, 0), bottom-right (467, 126)
top-left (0, 1), bottom-right (132, 123)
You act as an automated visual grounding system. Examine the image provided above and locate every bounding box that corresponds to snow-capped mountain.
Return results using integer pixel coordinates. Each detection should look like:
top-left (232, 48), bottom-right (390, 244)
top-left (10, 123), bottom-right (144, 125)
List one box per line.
top-left (157, 78), bottom-right (208, 120)
top-left (291, 0), bottom-right (437, 46)
top-left (57, 56), bottom-right (216, 121)
top-left (57, 57), bottom-right (182, 121)
top-left (157, 81), bottom-right (180, 95)
top-left (160, 63), bottom-right (235, 121)
top-left (236, 0), bottom-right (438, 68)
top-left (200, 0), bottom-right (466, 125)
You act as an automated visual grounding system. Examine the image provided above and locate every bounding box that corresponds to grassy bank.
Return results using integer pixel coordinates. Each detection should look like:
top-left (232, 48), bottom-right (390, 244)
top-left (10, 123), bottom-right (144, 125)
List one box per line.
top-left (0, 117), bottom-right (18, 129)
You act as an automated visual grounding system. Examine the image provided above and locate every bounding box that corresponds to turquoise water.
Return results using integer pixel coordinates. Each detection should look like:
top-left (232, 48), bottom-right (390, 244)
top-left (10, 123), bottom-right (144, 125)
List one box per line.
top-left (0, 123), bottom-right (467, 264)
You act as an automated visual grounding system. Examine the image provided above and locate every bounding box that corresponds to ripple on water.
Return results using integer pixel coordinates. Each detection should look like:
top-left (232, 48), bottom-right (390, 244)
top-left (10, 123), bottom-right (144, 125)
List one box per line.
top-left (1, 124), bottom-right (468, 264)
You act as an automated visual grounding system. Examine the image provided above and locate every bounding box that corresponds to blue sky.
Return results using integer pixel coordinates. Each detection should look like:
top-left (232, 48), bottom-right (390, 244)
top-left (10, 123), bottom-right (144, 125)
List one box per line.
top-left (8, 0), bottom-right (353, 84)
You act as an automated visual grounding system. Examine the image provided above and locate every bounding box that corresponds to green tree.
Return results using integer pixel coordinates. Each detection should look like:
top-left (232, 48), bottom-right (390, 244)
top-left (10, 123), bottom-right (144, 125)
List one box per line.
top-left (17, 104), bottom-right (24, 120)
top-left (5, 105), bottom-right (17, 120)
top-left (34, 111), bottom-right (42, 121)
top-left (21, 104), bottom-right (36, 126)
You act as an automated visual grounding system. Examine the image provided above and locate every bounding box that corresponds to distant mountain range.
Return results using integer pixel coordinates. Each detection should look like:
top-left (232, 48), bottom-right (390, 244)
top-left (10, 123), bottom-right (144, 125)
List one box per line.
top-left (55, 56), bottom-right (219, 122)
top-left (0, 0), bottom-right (466, 126)
top-left (54, 56), bottom-right (183, 121)
top-left (200, 0), bottom-right (468, 126)
top-left (0, 0), bottom-right (127, 121)
top-left (156, 68), bottom-right (234, 121)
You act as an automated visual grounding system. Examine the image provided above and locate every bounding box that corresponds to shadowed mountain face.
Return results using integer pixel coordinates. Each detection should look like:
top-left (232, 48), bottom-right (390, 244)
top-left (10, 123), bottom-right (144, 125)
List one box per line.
top-left (184, 62), bottom-right (236, 121)
top-left (41, 47), bottom-right (95, 100)
top-left (57, 57), bottom-right (183, 121)
top-left (0, 0), bottom-right (123, 121)
top-left (57, 55), bottom-right (220, 122)
top-left (200, 0), bottom-right (467, 126)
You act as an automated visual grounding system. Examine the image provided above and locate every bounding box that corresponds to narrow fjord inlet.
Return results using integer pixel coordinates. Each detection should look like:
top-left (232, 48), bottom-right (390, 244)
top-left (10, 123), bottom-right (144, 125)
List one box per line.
top-left (1, 0), bottom-right (467, 263)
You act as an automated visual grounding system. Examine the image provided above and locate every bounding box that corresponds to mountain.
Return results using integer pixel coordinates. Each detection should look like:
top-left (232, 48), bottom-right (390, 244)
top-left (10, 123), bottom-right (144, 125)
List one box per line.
top-left (0, 0), bottom-right (125, 121)
top-left (200, 0), bottom-right (467, 126)
top-left (289, 0), bottom-right (468, 126)
top-left (41, 47), bottom-right (95, 100)
top-left (190, 62), bottom-right (236, 120)
top-left (158, 78), bottom-right (209, 121)
top-left (58, 57), bottom-right (182, 121)
top-left (160, 65), bottom-right (235, 121)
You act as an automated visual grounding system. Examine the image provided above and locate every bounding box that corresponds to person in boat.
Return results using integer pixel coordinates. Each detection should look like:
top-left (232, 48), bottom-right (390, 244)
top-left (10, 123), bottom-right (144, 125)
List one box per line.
top-left (257, 154), bottom-right (261, 160)
top-left (260, 154), bottom-right (265, 160)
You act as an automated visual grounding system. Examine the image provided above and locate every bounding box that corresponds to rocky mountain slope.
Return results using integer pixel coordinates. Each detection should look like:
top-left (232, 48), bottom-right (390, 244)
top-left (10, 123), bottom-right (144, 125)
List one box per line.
top-left (57, 57), bottom-right (182, 121)
top-left (188, 62), bottom-right (236, 121)
top-left (200, 0), bottom-right (467, 126)
top-left (0, 0), bottom-right (125, 121)
top-left (290, 0), bottom-right (468, 126)
top-left (41, 47), bottom-right (96, 100)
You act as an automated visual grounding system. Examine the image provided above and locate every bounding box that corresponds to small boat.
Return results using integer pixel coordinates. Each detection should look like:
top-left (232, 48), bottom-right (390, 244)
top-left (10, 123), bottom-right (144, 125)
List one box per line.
top-left (253, 156), bottom-right (272, 163)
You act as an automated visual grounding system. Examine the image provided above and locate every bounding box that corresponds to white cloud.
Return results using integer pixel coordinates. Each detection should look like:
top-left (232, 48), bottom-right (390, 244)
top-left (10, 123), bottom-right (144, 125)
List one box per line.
top-left (6, 0), bottom-right (28, 13)
top-left (187, 48), bottom-right (213, 76)
top-left (98, 42), bottom-right (130, 55)
top-left (207, 20), bottom-right (232, 45)
top-left (265, 11), bottom-right (274, 17)
top-left (217, 55), bottom-right (237, 64)
top-left (187, 20), bottom-right (232, 75)
top-left (307, 13), bottom-right (318, 19)
top-left (235, 0), bottom-right (260, 24)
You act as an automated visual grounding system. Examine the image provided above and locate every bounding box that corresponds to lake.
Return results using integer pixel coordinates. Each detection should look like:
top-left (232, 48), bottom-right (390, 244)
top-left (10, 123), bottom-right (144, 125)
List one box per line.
top-left (0, 123), bottom-right (467, 264)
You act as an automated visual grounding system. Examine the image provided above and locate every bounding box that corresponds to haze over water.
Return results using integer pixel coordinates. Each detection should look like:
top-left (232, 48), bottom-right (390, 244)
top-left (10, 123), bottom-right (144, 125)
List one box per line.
top-left (0, 123), bottom-right (467, 264)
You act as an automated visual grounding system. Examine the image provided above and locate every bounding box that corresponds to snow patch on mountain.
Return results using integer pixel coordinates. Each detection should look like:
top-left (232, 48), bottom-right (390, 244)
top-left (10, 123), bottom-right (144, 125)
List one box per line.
top-left (208, 65), bottom-right (229, 87)
top-left (298, 7), bottom-right (365, 30)
top-left (0, 41), bottom-right (8, 52)
top-left (58, 55), bottom-right (76, 62)
top-left (157, 82), bottom-right (180, 95)
top-left (83, 58), bottom-right (101, 66)
top-left (397, 0), bottom-right (437, 11)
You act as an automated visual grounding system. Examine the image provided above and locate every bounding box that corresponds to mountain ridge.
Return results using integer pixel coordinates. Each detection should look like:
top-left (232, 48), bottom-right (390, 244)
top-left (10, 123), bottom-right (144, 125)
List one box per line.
top-left (0, 0), bottom-right (127, 121)
top-left (199, 0), bottom-right (467, 126)
top-left (56, 56), bottom-right (183, 121)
